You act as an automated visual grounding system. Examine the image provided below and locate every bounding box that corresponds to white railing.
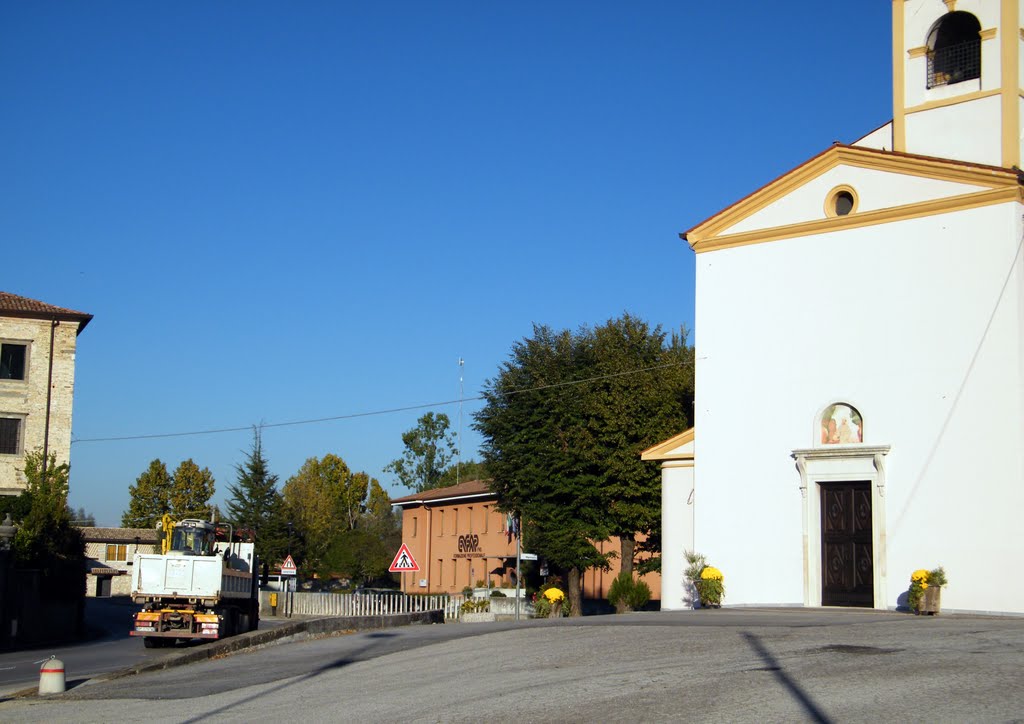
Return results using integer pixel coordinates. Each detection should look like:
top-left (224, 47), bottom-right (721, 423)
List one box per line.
top-left (259, 591), bottom-right (535, 621)
top-left (260, 591), bottom-right (465, 621)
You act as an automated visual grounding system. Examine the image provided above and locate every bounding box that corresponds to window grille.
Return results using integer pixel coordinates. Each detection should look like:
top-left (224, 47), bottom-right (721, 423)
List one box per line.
top-left (927, 38), bottom-right (981, 88)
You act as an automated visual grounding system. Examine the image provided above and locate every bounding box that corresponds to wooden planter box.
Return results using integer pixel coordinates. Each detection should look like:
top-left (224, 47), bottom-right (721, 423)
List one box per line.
top-left (917, 586), bottom-right (942, 615)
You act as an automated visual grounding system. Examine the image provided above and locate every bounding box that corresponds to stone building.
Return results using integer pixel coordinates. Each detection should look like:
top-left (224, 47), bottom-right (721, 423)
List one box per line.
top-left (659, 0), bottom-right (1024, 614)
top-left (82, 527), bottom-right (161, 597)
top-left (0, 292), bottom-right (92, 494)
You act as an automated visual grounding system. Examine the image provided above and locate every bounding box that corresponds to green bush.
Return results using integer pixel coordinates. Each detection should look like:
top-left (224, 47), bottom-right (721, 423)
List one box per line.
top-left (607, 572), bottom-right (652, 612)
top-left (489, 589), bottom-right (507, 598)
top-left (460, 598), bottom-right (490, 614)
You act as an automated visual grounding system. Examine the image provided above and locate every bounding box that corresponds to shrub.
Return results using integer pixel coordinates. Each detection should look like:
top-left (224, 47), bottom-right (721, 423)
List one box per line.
top-left (685, 551), bottom-right (725, 608)
top-left (489, 589), bottom-right (507, 598)
top-left (607, 572), bottom-right (652, 612)
top-left (460, 598), bottom-right (490, 614)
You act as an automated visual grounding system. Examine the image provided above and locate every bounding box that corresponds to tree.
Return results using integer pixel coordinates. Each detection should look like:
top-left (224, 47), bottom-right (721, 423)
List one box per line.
top-left (437, 458), bottom-right (489, 486)
top-left (323, 477), bottom-right (400, 586)
top-left (13, 450), bottom-right (85, 604)
top-left (122, 459), bottom-right (172, 528)
top-left (590, 315), bottom-right (694, 581)
top-left (69, 507), bottom-right (96, 527)
top-left (474, 315), bottom-right (695, 613)
top-left (224, 427), bottom-right (287, 562)
top-left (475, 324), bottom-right (612, 615)
top-left (281, 453), bottom-right (351, 575)
top-left (385, 412), bottom-right (458, 493)
top-left (169, 459), bottom-right (216, 520)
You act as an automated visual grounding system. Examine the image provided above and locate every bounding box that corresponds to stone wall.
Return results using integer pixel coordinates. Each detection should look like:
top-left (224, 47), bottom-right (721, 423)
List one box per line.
top-left (0, 317), bottom-right (79, 493)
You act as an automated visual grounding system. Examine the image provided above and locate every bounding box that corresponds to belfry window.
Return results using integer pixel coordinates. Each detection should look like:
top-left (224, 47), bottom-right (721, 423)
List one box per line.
top-left (927, 12), bottom-right (981, 89)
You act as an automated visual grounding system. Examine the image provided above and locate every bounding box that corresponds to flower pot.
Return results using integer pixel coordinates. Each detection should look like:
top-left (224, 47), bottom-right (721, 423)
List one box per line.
top-left (918, 586), bottom-right (941, 615)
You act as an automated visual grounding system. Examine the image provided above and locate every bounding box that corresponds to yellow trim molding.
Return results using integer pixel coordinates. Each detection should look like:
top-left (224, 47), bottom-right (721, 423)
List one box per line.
top-left (943, 0), bottom-right (956, 10)
top-left (1002, 0), bottom-right (1020, 168)
top-left (905, 88), bottom-right (1001, 115)
top-left (641, 428), bottom-right (695, 462)
top-left (685, 145), bottom-right (1016, 242)
top-left (824, 185), bottom-right (860, 218)
top-left (893, 1), bottom-right (906, 152)
top-left (979, 28), bottom-right (998, 40)
top-left (688, 186), bottom-right (1021, 254)
top-left (907, 46), bottom-right (928, 58)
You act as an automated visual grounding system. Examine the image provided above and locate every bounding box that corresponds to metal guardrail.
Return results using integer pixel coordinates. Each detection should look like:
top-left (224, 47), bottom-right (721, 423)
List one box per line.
top-left (260, 590), bottom-right (465, 621)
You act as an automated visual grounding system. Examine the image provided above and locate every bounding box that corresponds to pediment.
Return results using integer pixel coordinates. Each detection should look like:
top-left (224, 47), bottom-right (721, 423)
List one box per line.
top-left (641, 428), bottom-right (694, 461)
top-left (684, 145), bottom-right (1021, 253)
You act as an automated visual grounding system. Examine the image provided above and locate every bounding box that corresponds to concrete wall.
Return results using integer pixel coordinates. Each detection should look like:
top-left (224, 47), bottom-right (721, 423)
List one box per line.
top-left (0, 317), bottom-right (80, 493)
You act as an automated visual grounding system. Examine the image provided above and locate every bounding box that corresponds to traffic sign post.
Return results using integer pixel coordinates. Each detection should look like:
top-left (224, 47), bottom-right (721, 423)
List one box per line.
top-left (389, 543), bottom-right (419, 573)
top-left (281, 555), bottom-right (297, 576)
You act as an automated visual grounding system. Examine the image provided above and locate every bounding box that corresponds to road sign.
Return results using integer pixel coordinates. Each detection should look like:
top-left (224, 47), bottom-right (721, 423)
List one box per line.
top-left (389, 543), bottom-right (420, 572)
top-left (281, 554), bottom-right (298, 576)
top-left (520, 553), bottom-right (538, 561)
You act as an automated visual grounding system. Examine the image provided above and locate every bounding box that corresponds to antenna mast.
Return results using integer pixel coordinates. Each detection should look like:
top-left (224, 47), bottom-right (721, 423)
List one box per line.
top-left (457, 357), bottom-right (464, 484)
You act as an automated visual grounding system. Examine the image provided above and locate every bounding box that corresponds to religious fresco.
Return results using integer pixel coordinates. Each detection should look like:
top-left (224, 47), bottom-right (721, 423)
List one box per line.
top-left (820, 403), bottom-right (863, 444)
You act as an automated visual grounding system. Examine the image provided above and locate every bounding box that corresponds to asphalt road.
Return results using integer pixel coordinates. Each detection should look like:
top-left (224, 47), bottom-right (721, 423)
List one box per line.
top-left (2, 608), bottom-right (1023, 722)
top-left (0, 598), bottom-right (287, 696)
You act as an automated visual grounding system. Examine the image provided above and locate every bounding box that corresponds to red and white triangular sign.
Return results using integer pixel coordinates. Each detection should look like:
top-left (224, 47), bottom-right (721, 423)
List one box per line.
top-left (281, 554), bottom-right (298, 576)
top-left (389, 543), bottom-right (419, 572)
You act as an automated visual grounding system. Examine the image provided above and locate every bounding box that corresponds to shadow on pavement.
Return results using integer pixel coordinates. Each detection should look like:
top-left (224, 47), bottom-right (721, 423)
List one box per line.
top-left (741, 631), bottom-right (833, 724)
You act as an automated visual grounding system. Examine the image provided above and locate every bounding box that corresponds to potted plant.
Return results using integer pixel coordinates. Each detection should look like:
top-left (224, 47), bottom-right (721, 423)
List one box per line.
top-left (908, 566), bottom-right (947, 615)
top-left (685, 551), bottom-right (725, 608)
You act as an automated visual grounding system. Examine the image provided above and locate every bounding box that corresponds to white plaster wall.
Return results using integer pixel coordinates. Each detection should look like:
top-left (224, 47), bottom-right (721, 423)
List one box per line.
top-left (689, 202), bottom-right (1024, 613)
top-left (852, 123), bottom-right (892, 151)
top-left (724, 165), bottom-right (987, 235)
top-left (659, 461), bottom-right (694, 610)
top-left (904, 95), bottom-right (1002, 166)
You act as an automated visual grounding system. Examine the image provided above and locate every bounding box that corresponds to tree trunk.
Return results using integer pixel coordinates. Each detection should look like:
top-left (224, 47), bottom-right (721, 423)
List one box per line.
top-left (567, 568), bottom-right (583, 617)
top-left (620, 535), bottom-right (635, 578)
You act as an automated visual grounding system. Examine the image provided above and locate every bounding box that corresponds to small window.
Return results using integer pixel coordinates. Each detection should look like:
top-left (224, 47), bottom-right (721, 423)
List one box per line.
top-left (0, 418), bottom-right (21, 455)
top-left (467, 506), bottom-right (473, 533)
top-left (106, 544), bottom-right (128, 562)
top-left (438, 510), bottom-right (444, 537)
top-left (412, 516), bottom-right (418, 537)
top-left (825, 186), bottom-right (859, 218)
top-left (927, 12), bottom-right (981, 89)
top-left (0, 344), bottom-right (27, 381)
top-left (452, 509), bottom-right (458, 535)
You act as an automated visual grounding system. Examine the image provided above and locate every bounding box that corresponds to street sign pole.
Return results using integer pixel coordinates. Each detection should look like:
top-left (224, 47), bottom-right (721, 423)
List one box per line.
top-left (515, 516), bottom-right (521, 622)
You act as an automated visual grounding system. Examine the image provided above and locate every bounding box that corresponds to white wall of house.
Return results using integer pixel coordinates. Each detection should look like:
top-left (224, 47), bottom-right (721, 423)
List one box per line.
top-left (691, 201), bottom-right (1024, 612)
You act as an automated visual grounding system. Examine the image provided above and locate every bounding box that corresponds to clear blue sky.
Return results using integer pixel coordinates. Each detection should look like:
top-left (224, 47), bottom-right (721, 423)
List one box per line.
top-left (1, 2), bottom-right (894, 526)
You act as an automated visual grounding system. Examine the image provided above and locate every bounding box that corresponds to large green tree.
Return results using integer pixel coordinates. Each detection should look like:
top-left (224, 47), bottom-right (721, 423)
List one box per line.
top-left (121, 459), bottom-right (172, 528)
top-left (224, 428), bottom-right (288, 563)
top-left (590, 315), bottom-right (694, 583)
top-left (475, 324), bottom-right (611, 615)
top-left (169, 459), bottom-right (216, 519)
top-left (475, 314), bottom-right (694, 614)
top-left (385, 412), bottom-right (458, 493)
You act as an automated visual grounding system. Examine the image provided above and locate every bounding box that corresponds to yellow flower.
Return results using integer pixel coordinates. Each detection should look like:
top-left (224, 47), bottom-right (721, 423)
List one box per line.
top-left (543, 587), bottom-right (565, 602)
top-left (701, 566), bottom-right (724, 581)
top-left (911, 569), bottom-right (930, 584)
top-left (920, 582), bottom-right (929, 589)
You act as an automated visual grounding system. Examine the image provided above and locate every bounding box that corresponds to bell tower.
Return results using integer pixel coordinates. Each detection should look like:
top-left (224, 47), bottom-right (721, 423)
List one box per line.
top-left (892, 0), bottom-right (1021, 168)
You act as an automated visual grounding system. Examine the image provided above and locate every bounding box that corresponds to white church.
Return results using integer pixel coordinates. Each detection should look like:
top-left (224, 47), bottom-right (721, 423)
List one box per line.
top-left (647, 0), bottom-right (1024, 614)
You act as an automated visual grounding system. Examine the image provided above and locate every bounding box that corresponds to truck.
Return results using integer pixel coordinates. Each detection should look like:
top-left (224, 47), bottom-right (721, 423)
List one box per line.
top-left (130, 516), bottom-right (260, 648)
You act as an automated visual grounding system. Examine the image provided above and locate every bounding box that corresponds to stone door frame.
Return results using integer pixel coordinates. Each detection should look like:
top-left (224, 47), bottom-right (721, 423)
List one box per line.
top-left (792, 445), bottom-right (890, 609)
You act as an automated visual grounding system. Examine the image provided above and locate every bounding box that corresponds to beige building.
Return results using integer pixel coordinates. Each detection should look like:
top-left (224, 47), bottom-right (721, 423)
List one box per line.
top-left (0, 292), bottom-right (92, 494)
top-left (391, 480), bottom-right (661, 601)
top-left (82, 527), bottom-right (161, 597)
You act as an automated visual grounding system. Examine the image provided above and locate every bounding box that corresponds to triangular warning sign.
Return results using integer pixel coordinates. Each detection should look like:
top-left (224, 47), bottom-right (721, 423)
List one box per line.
top-left (388, 543), bottom-right (419, 572)
top-left (281, 554), bottom-right (297, 575)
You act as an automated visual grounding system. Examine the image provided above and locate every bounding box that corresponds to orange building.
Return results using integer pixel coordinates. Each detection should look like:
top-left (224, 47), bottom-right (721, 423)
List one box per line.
top-left (391, 480), bottom-right (661, 601)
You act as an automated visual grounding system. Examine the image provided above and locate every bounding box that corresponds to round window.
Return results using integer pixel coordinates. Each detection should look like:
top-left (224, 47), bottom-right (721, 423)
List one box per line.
top-left (834, 191), bottom-right (854, 216)
top-left (825, 186), bottom-right (858, 218)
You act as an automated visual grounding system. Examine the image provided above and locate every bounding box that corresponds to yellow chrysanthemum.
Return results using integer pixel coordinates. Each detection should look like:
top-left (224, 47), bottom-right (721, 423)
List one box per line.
top-left (543, 587), bottom-right (565, 602)
top-left (700, 566), bottom-right (723, 581)
top-left (911, 569), bottom-right (930, 583)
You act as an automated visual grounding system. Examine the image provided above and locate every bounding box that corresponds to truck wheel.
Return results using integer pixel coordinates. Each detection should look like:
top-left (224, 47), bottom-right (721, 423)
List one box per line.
top-left (143, 637), bottom-right (160, 648)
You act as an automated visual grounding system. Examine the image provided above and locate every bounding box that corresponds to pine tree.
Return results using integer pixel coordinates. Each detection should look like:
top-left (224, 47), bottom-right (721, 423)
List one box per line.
top-left (121, 459), bottom-right (172, 528)
top-left (225, 428), bottom-right (286, 561)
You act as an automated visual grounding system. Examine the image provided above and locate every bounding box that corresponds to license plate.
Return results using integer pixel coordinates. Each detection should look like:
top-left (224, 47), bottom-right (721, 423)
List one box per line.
top-left (135, 626), bottom-right (156, 632)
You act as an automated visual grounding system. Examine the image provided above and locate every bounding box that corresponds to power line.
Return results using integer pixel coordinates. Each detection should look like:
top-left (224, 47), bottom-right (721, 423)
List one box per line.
top-left (71, 359), bottom-right (689, 444)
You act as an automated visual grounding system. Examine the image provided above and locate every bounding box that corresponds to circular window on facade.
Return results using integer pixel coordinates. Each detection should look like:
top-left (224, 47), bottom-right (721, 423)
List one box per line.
top-left (825, 185), bottom-right (859, 217)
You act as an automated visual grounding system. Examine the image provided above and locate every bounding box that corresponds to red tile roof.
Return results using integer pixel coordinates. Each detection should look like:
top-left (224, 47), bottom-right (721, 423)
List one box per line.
top-left (390, 479), bottom-right (494, 506)
top-left (0, 291), bottom-right (93, 333)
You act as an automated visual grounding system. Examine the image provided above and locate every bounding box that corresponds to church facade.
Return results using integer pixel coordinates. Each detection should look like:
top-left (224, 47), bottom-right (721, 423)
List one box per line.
top-left (658, 0), bottom-right (1024, 614)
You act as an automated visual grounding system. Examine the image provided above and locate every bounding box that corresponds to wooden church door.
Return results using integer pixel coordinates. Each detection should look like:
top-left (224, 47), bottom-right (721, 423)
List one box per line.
top-left (820, 481), bottom-right (873, 607)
